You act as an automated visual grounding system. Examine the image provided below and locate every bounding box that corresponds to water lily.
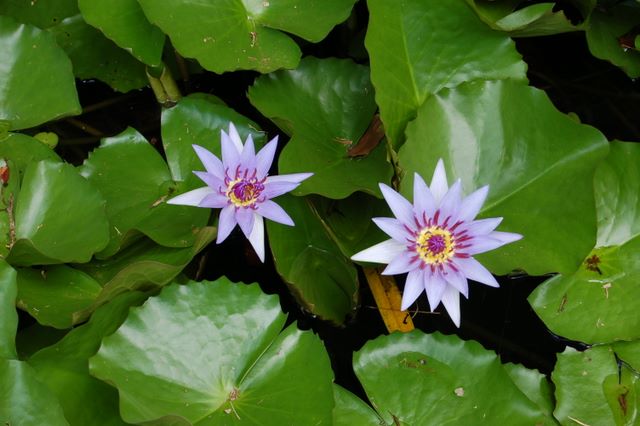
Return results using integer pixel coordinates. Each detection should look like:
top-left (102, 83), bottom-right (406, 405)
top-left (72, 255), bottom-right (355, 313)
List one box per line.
top-left (351, 160), bottom-right (522, 327)
top-left (167, 123), bottom-right (312, 262)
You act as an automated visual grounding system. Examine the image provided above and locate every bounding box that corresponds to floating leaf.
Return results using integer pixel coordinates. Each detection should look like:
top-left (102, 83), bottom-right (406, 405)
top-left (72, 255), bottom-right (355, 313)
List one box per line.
top-left (78, 0), bottom-right (164, 66)
top-left (398, 80), bottom-right (609, 275)
top-left (0, 133), bottom-right (62, 174)
top-left (267, 195), bottom-right (358, 324)
top-left (249, 56), bottom-right (391, 199)
top-left (8, 160), bottom-right (110, 266)
top-left (0, 261), bottom-right (18, 359)
top-left (137, 0), bottom-right (357, 73)
top-left (0, 16), bottom-right (81, 130)
top-left (365, 0), bottom-right (526, 147)
top-left (16, 265), bottom-right (102, 329)
top-left (0, 359), bottom-right (69, 425)
top-left (503, 363), bottom-right (555, 418)
top-left (161, 94), bottom-right (265, 190)
top-left (0, 0), bottom-right (78, 28)
top-left (49, 15), bottom-right (148, 93)
top-left (529, 141), bottom-right (640, 343)
top-left (80, 127), bottom-right (208, 257)
top-left (74, 227), bottom-right (216, 319)
top-left (553, 343), bottom-right (640, 426)
top-left (90, 279), bottom-right (334, 424)
top-left (586, 3), bottom-right (640, 78)
top-left (353, 331), bottom-right (553, 425)
top-left (28, 291), bottom-right (147, 426)
top-left (333, 384), bottom-right (383, 425)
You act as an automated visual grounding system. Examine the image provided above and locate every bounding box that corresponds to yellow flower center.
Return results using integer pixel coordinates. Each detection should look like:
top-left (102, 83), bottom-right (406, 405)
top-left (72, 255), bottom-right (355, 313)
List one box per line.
top-left (416, 226), bottom-right (456, 265)
top-left (226, 178), bottom-right (264, 207)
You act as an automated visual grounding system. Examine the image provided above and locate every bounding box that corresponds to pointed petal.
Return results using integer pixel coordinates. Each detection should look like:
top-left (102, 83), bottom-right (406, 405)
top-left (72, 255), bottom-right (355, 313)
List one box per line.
top-left (443, 268), bottom-right (469, 298)
top-left (424, 269), bottom-right (447, 311)
top-left (458, 185), bottom-right (489, 222)
top-left (438, 179), bottom-right (462, 222)
top-left (236, 207), bottom-right (254, 237)
top-left (193, 171), bottom-right (224, 190)
top-left (455, 257), bottom-right (499, 287)
top-left (379, 183), bottom-right (415, 226)
top-left (400, 269), bottom-right (425, 311)
top-left (167, 187), bottom-right (214, 206)
top-left (413, 173), bottom-right (436, 219)
top-left (256, 200), bottom-right (294, 226)
top-left (490, 231), bottom-right (523, 244)
top-left (441, 286), bottom-right (461, 327)
top-left (199, 192), bottom-right (229, 209)
top-left (221, 129), bottom-right (241, 172)
top-left (216, 205), bottom-right (237, 244)
top-left (430, 159), bottom-right (449, 204)
top-left (239, 134), bottom-right (256, 171)
top-left (461, 217), bottom-right (503, 236)
top-left (266, 173), bottom-right (313, 184)
top-left (193, 145), bottom-right (224, 180)
top-left (382, 253), bottom-right (417, 275)
top-left (465, 236), bottom-right (508, 255)
top-left (372, 217), bottom-right (412, 242)
top-left (247, 214), bottom-right (265, 262)
top-left (256, 136), bottom-right (278, 177)
top-left (351, 239), bottom-right (405, 264)
top-left (227, 122), bottom-right (244, 152)
top-left (262, 180), bottom-right (301, 199)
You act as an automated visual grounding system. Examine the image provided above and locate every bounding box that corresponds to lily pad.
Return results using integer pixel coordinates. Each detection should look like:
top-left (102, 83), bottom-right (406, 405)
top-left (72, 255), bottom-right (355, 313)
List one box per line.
top-left (0, 133), bottom-right (62, 175)
top-left (0, 260), bottom-right (18, 359)
top-left (8, 160), bottom-right (110, 266)
top-left (266, 194), bottom-right (358, 324)
top-left (90, 279), bottom-right (335, 425)
top-left (49, 14), bottom-right (148, 93)
top-left (80, 127), bottom-right (208, 257)
top-left (28, 291), bottom-right (147, 426)
top-left (137, 0), bottom-right (357, 73)
top-left (0, 0), bottom-right (78, 28)
top-left (16, 265), bottom-right (102, 329)
top-left (78, 0), bottom-right (164, 66)
top-left (553, 343), bottom-right (640, 426)
top-left (249, 56), bottom-right (392, 199)
top-left (353, 331), bottom-right (553, 425)
top-left (333, 384), bottom-right (383, 425)
top-left (529, 141), bottom-right (640, 343)
top-left (0, 16), bottom-right (81, 130)
top-left (586, 3), bottom-right (640, 78)
top-left (0, 359), bottom-right (69, 425)
top-left (365, 0), bottom-right (526, 147)
top-left (161, 94), bottom-right (266, 190)
top-left (398, 80), bottom-right (609, 276)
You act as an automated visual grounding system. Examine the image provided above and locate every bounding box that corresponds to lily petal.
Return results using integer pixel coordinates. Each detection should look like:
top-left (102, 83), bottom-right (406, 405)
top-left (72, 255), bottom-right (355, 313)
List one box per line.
top-left (424, 269), bottom-right (447, 311)
top-left (247, 214), bottom-right (265, 262)
top-left (216, 205), bottom-right (237, 244)
top-left (430, 159), bottom-right (449, 204)
top-left (227, 122), bottom-right (244, 152)
top-left (199, 192), bottom-right (228, 209)
top-left (193, 171), bottom-right (223, 190)
top-left (262, 180), bottom-right (302, 199)
top-left (401, 269), bottom-right (425, 311)
top-left (221, 129), bottom-right (241, 173)
top-left (239, 134), bottom-right (256, 171)
top-left (266, 173), bottom-right (313, 184)
top-left (193, 145), bottom-right (224, 180)
top-left (382, 253), bottom-right (417, 275)
top-left (379, 183), bottom-right (414, 226)
top-left (255, 136), bottom-right (278, 177)
top-left (461, 217), bottom-right (503, 236)
top-left (372, 217), bottom-right (413, 242)
top-left (413, 173), bottom-right (436, 219)
top-left (465, 236), bottom-right (507, 255)
top-left (440, 286), bottom-right (461, 327)
top-left (458, 185), bottom-right (489, 222)
top-left (236, 207), bottom-right (254, 237)
top-left (167, 187), bottom-right (214, 206)
top-left (490, 231), bottom-right (523, 244)
top-left (443, 269), bottom-right (469, 298)
top-left (438, 179), bottom-right (462, 222)
top-left (256, 200), bottom-right (294, 226)
top-left (351, 239), bottom-right (405, 264)
top-left (456, 257), bottom-right (499, 288)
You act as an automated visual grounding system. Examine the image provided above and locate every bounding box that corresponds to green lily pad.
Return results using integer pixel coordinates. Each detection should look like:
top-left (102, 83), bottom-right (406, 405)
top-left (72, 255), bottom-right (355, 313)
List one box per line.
top-left (74, 227), bottom-right (216, 320)
top-left (353, 331), bottom-right (553, 425)
top-left (0, 0), bottom-right (78, 28)
top-left (0, 260), bottom-right (18, 359)
top-left (0, 133), bottom-right (62, 175)
top-left (333, 384), bottom-right (383, 425)
top-left (529, 141), bottom-right (640, 344)
top-left (161, 94), bottom-right (266, 190)
top-left (80, 127), bottom-right (208, 257)
top-left (16, 265), bottom-right (102, 329)
top-left (586, 3), bottom-right (640, 78)
top-left (553, 343), bottom-right (640, 426)
top-left (0, 359), bottom-right (69, 425)
top-left (28, 291), bottom-right (147, 426)
top-left (266, 194), bottom-right (358, 324)
top-left (78, 0), bottom-right (164, 66)
top-left (365, 0), bottom-right (526, 148)
top-left (398, 80), bottom-right (609, 276)
top-left (468, 1), bottom-right (582, 37)
top-left (49, 14), bottom-right (148, 93)
top-left (8, 160), bottom-right (110, 266)
top-left (137, 0), bottom-right (357, 73)
top-left (503, 363), bottom-right (555, 418)
top-left (249, 56), bottom-right (392, 199)
top-left (0, 16), bottom-right (81, 130)
top-left (90, 279), bottom-right (335, 425)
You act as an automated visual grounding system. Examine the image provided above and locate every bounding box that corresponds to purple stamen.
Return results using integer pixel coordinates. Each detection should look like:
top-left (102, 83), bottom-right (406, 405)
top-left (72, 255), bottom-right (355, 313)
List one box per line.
top-left (427, 235), bottom-right (446, 254)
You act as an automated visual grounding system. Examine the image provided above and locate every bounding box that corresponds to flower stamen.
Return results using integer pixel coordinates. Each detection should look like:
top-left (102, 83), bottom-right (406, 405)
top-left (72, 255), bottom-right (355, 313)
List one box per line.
top-left (415, 226), bottom-right (456, 265)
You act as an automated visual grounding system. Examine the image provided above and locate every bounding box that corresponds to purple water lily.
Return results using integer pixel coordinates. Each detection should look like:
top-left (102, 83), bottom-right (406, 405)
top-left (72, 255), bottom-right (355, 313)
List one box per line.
top-left (351, 159), bottom-right (522, 327)
top-left (167, 123), bottom-right (312, 262)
